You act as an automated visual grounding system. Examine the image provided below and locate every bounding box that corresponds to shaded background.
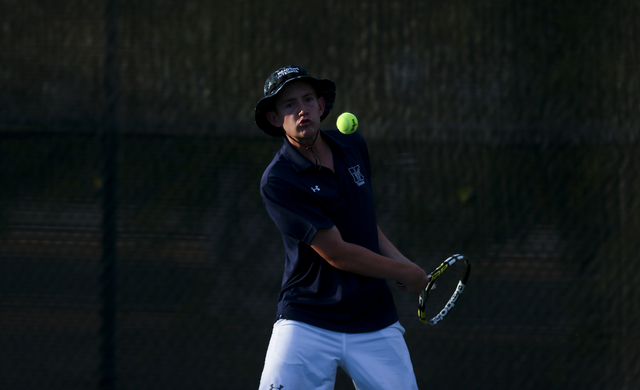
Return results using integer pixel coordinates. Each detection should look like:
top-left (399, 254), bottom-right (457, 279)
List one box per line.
top-left (1, 0), bottom-right (639, 389)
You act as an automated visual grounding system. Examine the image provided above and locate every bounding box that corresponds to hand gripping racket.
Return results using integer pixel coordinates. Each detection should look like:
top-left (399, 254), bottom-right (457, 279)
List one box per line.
top-left (418, 254), bottom-right (471, 325)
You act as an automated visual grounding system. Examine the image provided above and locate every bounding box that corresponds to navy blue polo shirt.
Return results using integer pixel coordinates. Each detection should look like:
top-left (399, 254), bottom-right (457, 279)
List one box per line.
top-left (260, 129), bottom-right (398, 333)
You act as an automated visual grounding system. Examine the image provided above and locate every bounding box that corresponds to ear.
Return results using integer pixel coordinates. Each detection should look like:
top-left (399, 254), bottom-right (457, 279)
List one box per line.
top-left (266, 111), bottom-right (282, 127)
top-left (317, 96), bottom-right (326, 115)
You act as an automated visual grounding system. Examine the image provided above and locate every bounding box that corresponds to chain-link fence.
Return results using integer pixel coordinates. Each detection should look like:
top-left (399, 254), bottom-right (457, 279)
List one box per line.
top-left (1, 1), bottom-right (639, 389)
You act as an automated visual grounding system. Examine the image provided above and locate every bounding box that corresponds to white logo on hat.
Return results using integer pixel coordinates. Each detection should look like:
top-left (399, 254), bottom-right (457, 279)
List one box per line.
top-left (276, 66), bottom-right (299, 78)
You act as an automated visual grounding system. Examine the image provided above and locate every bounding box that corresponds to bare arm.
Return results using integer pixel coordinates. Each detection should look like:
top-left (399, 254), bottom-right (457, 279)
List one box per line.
top-left (311, 226), bottom-right (428, 295)
top-left (377, 225), bottom-right (431, 292)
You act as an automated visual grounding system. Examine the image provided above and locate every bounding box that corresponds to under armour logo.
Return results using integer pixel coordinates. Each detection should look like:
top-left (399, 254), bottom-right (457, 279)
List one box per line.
top-left (270, 385), bottom-right (284, 390)
top-left (311, 185), bottom-right (321, 192)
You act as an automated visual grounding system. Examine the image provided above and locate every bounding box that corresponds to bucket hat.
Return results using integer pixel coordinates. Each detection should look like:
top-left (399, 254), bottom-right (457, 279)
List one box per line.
top-left (254, 65), bottom-right (336, 136)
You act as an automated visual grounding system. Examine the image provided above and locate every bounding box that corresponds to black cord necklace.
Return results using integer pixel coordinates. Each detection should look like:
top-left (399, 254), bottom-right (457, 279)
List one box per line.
top-left (287, 130), bottom-right (322, 169)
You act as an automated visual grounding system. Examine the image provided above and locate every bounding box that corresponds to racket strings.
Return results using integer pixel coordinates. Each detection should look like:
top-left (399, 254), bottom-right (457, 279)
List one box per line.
top-left (422, 262), bottom-right (467, 320)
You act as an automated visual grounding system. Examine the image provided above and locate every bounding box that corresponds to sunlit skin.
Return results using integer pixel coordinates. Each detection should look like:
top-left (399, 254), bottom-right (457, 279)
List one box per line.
top-left (265, 80), bottom-right (428, 294)
top-left (266, 81), bottom-right (334, 171)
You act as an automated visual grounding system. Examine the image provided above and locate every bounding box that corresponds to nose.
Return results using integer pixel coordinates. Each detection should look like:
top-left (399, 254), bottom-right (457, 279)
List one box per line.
top-left (298, 103), bottom-right (308, 116)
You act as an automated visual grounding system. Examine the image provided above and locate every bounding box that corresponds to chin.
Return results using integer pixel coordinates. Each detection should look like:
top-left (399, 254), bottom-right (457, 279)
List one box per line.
top-left (297, 127), bottom-right (317, 137)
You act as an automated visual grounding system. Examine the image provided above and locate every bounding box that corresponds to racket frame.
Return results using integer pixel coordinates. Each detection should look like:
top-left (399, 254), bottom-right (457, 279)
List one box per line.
top-left (418, 254), bottom-right (471, 325)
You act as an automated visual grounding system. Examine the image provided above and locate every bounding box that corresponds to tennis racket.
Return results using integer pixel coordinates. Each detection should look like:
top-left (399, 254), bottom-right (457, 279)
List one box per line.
top-left (418, 254), bottom-right (470, 325)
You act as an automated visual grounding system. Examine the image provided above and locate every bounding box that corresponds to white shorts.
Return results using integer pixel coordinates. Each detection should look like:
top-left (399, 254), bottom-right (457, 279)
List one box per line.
top-left (258, 319), bottom-right (419, 390)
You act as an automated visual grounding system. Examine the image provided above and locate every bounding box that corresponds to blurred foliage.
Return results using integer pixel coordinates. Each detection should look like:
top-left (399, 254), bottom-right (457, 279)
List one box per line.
top-left (1, 0), bottom-right (638, 131)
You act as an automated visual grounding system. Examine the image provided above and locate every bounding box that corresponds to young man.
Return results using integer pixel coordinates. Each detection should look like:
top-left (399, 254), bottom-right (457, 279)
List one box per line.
top-left (255, 65), bottom-right (428, 390)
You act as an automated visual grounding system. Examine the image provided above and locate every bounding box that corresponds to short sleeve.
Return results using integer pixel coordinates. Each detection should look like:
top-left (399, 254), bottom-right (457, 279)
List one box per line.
top-left (261, 175), bottom-right (334, 245)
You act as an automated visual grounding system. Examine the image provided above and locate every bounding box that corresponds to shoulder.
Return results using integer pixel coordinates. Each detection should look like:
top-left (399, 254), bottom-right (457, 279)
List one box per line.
top-left (260, 145), bottom-right (314, 204)
top-left (322, 130), bottom-right (369, 160)
top-left (261, 148), bottom-right (293, 190)
top-left (323, 129), bottom-right (366, 147)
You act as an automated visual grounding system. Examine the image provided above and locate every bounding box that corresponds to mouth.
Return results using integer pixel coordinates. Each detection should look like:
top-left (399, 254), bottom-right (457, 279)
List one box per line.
top-left (298, 118), bottom-right (312, 127)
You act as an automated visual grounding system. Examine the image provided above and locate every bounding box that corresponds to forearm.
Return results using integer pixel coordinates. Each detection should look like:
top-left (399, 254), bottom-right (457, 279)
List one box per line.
top-left (311, 226), bottom-right (427, 293)
top-left (317, 239), bottom-right (419, 282)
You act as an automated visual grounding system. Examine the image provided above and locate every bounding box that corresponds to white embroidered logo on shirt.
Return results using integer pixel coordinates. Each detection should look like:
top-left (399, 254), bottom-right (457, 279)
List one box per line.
top-left (311, 185), bottom-right (321, 192)
top-left (348, 165), bottom-right (365, 186)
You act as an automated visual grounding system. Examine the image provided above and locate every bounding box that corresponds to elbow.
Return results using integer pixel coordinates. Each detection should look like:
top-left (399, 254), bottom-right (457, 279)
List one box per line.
top-left (314, 245), bottom-right (354, 272)
top-left (311, 227), bottom-right (356, 272)
top-left (321, 252), bottom-right (349, 271)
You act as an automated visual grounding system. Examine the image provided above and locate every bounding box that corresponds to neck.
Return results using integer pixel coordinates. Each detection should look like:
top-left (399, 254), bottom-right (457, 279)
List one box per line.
top-left (286, 128), bottom-right (320, 149)
top-left (286, 130), bottom-right (324, 167)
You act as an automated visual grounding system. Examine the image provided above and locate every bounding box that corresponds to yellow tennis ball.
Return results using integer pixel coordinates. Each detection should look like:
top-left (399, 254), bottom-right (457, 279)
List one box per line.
top-left (336, 112), bottom-right (358, 134)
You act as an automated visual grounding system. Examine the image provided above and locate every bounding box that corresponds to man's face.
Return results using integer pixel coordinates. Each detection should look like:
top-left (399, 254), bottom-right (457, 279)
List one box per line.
top-left (266, 80), bottom-right (326, 141)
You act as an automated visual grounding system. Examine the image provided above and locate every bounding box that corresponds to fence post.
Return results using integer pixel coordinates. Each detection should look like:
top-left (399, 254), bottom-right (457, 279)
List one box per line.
top-left (100, 0), bottom-right (119, 389)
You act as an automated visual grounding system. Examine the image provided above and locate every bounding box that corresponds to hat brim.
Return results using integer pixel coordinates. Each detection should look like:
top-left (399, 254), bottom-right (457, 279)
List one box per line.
top-left (254, 76), bottom-right (336, 137)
